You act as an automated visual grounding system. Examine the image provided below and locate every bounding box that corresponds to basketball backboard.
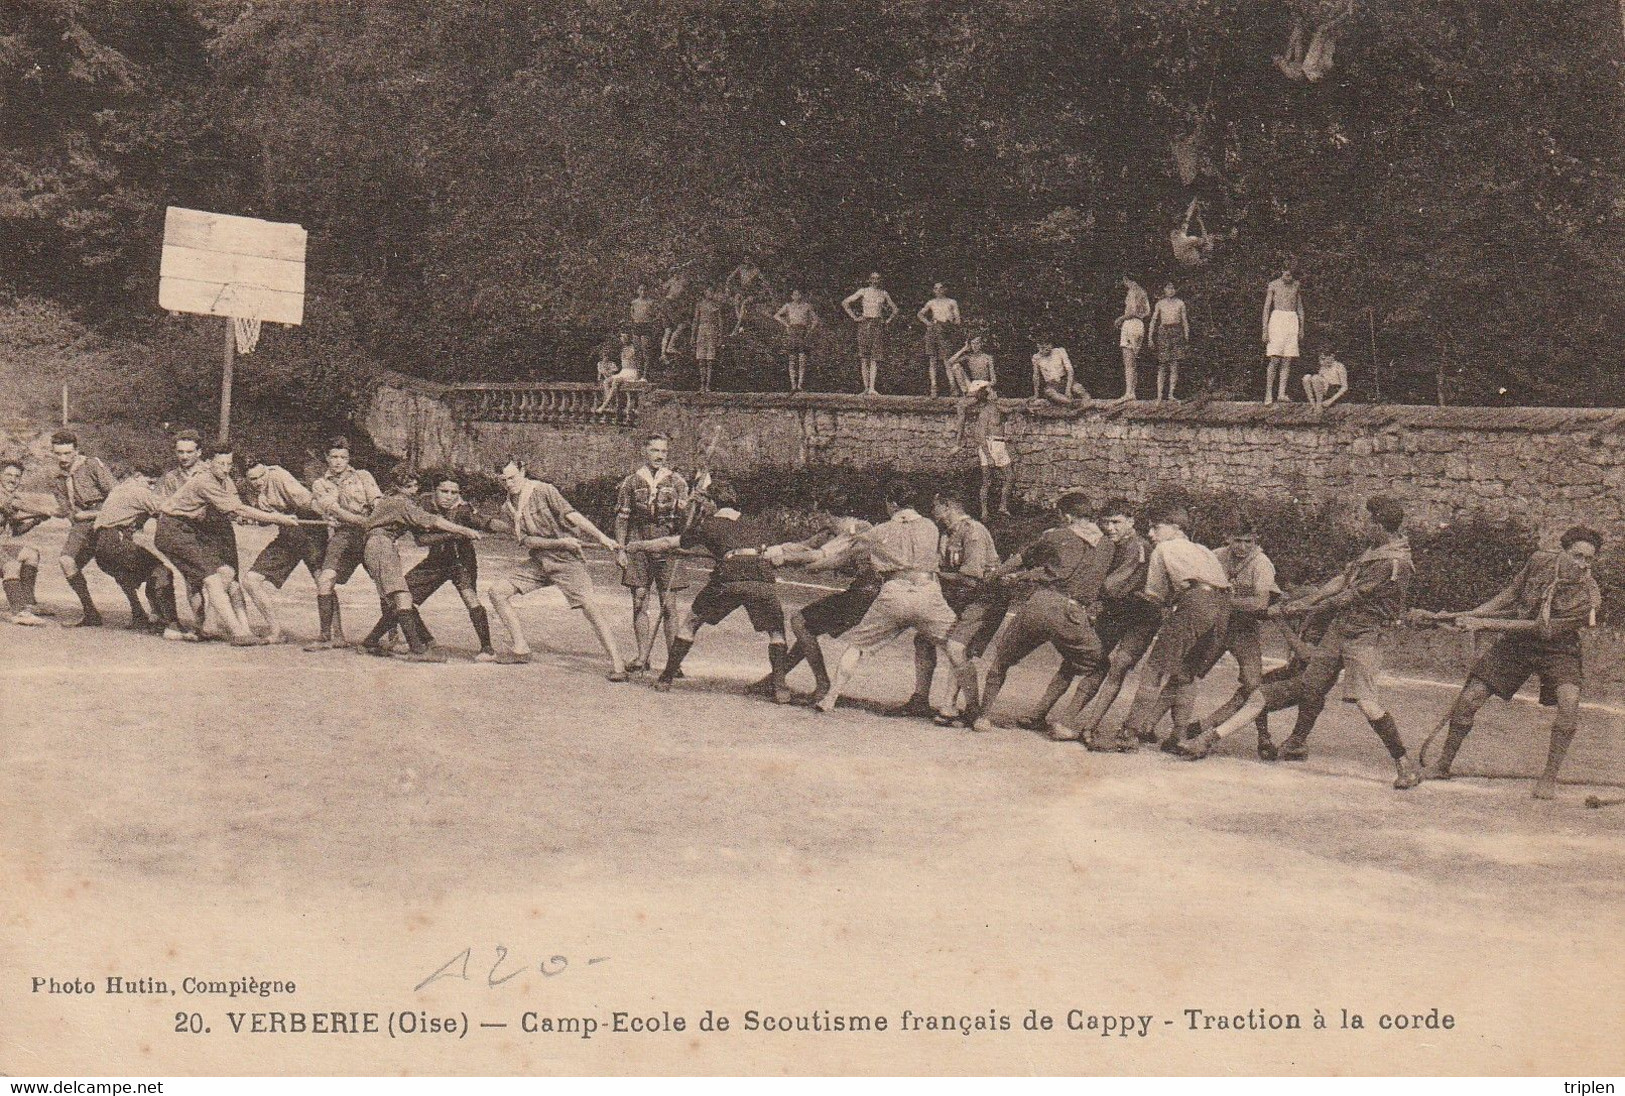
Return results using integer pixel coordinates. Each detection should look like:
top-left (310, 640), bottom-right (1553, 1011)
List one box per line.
top-left (158, 206), bottom-right (307, 325)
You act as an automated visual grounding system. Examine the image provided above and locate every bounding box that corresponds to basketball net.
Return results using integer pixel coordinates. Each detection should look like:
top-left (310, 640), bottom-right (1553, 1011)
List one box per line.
top-left (232, 315), bottom-right (262, 354)
top-left (216, 283), bottom-right (263, 354)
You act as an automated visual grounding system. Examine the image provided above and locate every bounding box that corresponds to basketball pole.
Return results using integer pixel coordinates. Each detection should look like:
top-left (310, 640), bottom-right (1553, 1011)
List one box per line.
top-left (220, 316), bottom-right (235, 446)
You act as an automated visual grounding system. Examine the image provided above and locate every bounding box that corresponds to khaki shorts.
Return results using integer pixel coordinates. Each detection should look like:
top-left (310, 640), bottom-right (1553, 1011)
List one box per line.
top-left (62, 520), bottom-right (97, 569)
top-left (1119, 317), bottom-right (1146, 350)
top-left (978, 438), bottom-right (1012, 469)
top-left (363, 533), bottom-right (410, 599)
top-left (1339, 637), bottom-right (1385, 706)
top-left (500, 553), bottom-right (593, 608)
top-left (840, 576), bottom-right (958, 652)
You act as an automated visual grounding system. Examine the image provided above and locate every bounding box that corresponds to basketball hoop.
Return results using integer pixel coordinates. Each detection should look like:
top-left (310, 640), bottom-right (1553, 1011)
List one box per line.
top-left (233, 315), bottom-right (262, 354)
top-left (213, 283), bottom-right (262, 354)
top-left (158, 207), bottom-right (307, 442)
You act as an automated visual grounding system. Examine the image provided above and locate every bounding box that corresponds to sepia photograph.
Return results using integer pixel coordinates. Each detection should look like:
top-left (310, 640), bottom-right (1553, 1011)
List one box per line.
top-left (2, 0), bottom-right (1622, 1080)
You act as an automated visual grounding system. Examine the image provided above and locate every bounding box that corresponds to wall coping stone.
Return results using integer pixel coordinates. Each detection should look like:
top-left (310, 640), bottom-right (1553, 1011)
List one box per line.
top-left (373, 369), bottom-right (1625, 436)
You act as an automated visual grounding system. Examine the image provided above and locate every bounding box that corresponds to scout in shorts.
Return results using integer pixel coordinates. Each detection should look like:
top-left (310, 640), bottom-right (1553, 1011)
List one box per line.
top-left (975, 492), bottom-right (1114, 735)
top-left (91, 465), bottom-right (174, 633)
top-left (1, 458), bottom-right (53, 625)
top-left (241, 456), bottom-right (328, 644)
top-left (50, 430), bottom-right (117, 627)
top-left (1113, 276), bottom-right (1151, 401)
top-left (1173, 521), bottom-right (1284, 759)
top-left (305, 437), bottom-right (382, 651)
top-left (624, 472), bottom-right (791, 700)
top-left (355, 468), bottom-right (484, 662)
top-left (774, 290), bottom-right (821, 393)
top-left (1262, 266), bottom-right (1305, 404)
top-left (890, 491), bottom-right (1004, 721)
top-left (1110, 507), bottom-right (1231, 751)
top-left (156, 429), bottom-right (204, 499)
top-left (156, 444), bottom-right (299, 646)
top-left (400, 476), bottom-right (496, 660)
top-left (1412, 526), bottom-right (1603, 799)
top-left (1149, 284), bottom-right (1190, 402)
top-left (1242, 605), bottom-right (1336, 760)
top-left (615, 434), bottom-right (691, 673)
top-left (757, 515), bottom-right (879, 705)
top-left (841, 272), bottom-right (899, 396)
top-left (1052, 498), bottom-right (1161, 745)
top-left (1183, 497), bottom-right (1423, 789)
top-left (956, 380), bottom-right (1012, 521)
top-left (483, 457), bottom-right (628, 679)
top-left (815, 479), bottom-right (982, 721)
top-left (916, 283), bottom-right (962, 397)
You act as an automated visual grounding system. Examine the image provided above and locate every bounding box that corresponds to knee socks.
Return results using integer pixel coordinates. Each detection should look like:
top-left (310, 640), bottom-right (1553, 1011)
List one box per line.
top-left (659, 638), bottom-right (694, 684)
top-left (1369, 713), bottom-right (1407, 761)
top-left (66, 571), bottom-right (95, 613)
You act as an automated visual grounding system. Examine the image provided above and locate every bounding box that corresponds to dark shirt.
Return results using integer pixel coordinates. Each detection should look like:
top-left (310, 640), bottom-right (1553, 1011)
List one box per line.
top-left (1337, 537), bottom-right (1414, 637)
top-left (1021, 527), bottom-right (1113, 604)
top-left (1102, 533), bottom-right (1151, 604)
top-left (681, 512), bottom-right (777, 584)
top-left (414, 496), bottom-right (480, 569)
top-left (1508, 550), bottom-right (1601, 637)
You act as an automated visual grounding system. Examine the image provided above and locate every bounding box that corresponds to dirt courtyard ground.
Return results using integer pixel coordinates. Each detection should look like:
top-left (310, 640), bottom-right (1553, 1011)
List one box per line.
top-left (2, 529), bottom-right (1622, 1075)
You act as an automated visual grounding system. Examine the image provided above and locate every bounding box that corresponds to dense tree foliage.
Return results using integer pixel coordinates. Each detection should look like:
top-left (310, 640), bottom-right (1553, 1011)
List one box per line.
top-left (3, 0), bottom-right (1623, 407)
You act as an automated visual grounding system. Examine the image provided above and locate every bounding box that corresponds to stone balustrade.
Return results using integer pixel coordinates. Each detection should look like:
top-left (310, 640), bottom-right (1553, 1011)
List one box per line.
top-left (444, 381), bottom-right (649, 427)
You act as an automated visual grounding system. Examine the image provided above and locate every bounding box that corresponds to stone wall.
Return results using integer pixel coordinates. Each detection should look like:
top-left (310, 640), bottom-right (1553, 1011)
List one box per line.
top-left (363, 372), bottom-right (1625, 537)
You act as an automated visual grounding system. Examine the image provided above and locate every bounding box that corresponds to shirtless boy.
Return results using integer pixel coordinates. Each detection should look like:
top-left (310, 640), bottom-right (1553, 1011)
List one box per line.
top-left (1262, 266), bottom-right (1306, 404)
top-left (1031, 340), bottom-right (1089, 407)
top-left (774, 290), bottom-right (820, 393)
top-left (1149, 284), bottom-right (1190, 401)
top-left (916, 283), bottom-right (962, 397)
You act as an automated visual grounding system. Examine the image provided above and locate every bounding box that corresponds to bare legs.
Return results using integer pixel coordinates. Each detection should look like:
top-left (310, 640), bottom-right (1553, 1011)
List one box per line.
top-left (860, 357), bottom-right (880, 396)
top-left (242, 571), bottom-right (285, 642)
top-left (1266, 357), bottom-right (1294, 403)
top-left (487, 584), bottom-right (625, 676)
top-left (1426, 677), bottom-right (1580, 799)
top-left (1157, 362), bottom-right (1178, 401)
top-left (978, 466), bottom-right (1011, 521)
top-left (631, 582), bottom-right (679, 669)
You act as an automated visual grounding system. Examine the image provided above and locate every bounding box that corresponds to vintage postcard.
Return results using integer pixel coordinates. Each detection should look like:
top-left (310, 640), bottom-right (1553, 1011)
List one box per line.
top-left (2, 0), bottom-right (1622, 1079)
